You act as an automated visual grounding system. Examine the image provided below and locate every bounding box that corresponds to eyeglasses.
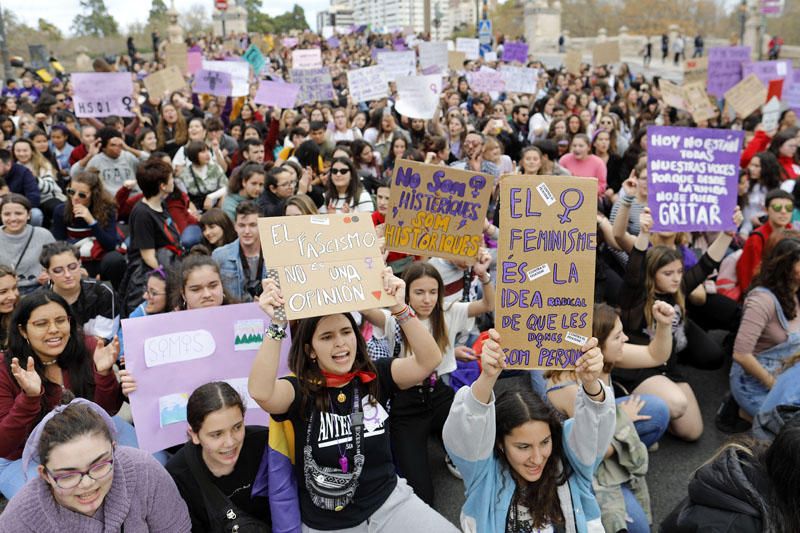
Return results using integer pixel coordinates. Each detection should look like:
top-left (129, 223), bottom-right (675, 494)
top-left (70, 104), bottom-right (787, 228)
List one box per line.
top-left (51, 262), bottom-right (80, 275)
top-left (329, 168), bottom-right (350, 175)
top-left (28, 315), bottom-right (70, 331)
top-left (56, 97), bottom-right (66, 103)
top-left (770, 204), bottom-right (793, 213)
top-left (277, 180), bottom-right (297, 188)
top-left (66, 188), bottom-right (89, 200)
top-left (145, 288), bottom-right (166, 298)
top-left (46, 455), bottom-right (114, 489)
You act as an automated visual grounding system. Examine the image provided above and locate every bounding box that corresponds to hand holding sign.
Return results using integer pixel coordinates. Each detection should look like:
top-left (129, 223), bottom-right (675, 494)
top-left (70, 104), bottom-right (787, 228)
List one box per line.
top-left (574, 337), bottom-right (603, 393)
top-left (258, 278), bottom-right (286, 325)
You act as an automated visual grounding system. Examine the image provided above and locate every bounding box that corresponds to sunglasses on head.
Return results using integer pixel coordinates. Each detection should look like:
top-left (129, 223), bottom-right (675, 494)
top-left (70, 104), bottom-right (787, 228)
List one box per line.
top-left (66, 188), bottom-right (89, 200)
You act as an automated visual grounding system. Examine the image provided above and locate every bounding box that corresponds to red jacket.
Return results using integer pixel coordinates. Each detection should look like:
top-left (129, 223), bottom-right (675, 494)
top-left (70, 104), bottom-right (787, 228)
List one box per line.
top-left (0, 354), bottom-right (122, 460)
top-left (740, 130), bottom-right (798, 180)
top-left (736, 222), bottom-right (792, 293)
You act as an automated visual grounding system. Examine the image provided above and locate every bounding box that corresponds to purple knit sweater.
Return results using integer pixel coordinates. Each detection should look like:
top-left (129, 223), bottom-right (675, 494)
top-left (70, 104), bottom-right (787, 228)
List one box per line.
top-left (0, 446), bottom-right (191, 533)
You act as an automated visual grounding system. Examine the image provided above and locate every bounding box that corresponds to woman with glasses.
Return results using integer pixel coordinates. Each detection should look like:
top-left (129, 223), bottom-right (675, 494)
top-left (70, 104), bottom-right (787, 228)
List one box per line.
top-left (0, 193), bottom-right (55, 295)
top-left (51, 169), bottom-right (125, 290)
top-left (116, 267), bottom-right (172, 367)
top-left (0, 291), bottom-right (125, 499)
top-left (319, 157), bottom-right (374, 214)
top-left (0, 398), bottom-right (191, 531)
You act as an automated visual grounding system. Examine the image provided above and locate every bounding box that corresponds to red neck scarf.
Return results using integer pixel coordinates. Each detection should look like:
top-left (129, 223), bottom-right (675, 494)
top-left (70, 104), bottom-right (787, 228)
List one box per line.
top-left (320, 369), bottom-right (377, 388)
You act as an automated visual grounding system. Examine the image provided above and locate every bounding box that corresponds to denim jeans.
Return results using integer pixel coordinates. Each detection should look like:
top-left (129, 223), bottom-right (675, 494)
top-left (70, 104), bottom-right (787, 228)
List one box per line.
top-left (622, 484), bottom-right (650, 533)
top-left (616, 394), bottom-right (670, 448)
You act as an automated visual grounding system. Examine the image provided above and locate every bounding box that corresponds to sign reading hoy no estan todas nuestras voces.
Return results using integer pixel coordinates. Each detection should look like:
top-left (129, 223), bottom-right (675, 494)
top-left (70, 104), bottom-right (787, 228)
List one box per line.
top-left (496, 175), bottom-right (597, 370)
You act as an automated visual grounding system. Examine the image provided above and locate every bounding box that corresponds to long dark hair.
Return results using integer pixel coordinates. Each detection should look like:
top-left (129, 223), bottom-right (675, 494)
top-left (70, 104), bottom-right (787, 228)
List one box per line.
top-left (64, 169), bottom-right (116, 228)
top-left (198, 208), bottom-right (236, 250)
top-left (289, 313), bottom-right (379, 417)
top-left (324, 157), bottom-right (362, 208)
top-left (402, 262), bottom-right (448, 354)
top-left (765, 420), bottom-right (800, 532)
top-left (171, 251), bottom-right (236, 310)
top-left (751, 151), bottom-right (783, 192)
top-left (495, 389), bottom-right (569, 529)
top-left (186, 381), bottom-right (245, 434)
top-left (751, 237), bottom-right (800, 320)
top-left (5, 291), bottom-right (94, 417)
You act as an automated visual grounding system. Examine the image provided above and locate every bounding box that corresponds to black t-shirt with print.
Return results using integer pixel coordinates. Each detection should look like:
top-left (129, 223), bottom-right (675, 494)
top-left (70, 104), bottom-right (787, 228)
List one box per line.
top-left (128, 201), bottom-right (181, 261)
top-left (166, 426), bottom-right (271, 532)
top-left (272, 357), bottom-right (399, 530)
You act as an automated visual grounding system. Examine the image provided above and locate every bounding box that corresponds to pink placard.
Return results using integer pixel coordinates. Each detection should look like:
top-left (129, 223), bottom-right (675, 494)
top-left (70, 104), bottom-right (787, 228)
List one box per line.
top-left (187, 51), bottom-right (203, 75)
top-left (254, 80), bottom-right (300, 108)
top-left (122, 303), bottom-right (291, 452)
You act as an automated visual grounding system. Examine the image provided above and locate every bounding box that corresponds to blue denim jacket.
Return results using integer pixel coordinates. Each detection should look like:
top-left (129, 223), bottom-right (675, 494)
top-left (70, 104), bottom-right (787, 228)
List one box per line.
top-left (212, 239), bottom-right (266, 302)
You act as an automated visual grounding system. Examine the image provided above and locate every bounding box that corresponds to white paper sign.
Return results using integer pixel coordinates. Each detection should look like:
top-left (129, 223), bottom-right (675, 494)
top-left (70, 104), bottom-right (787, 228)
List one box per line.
top-left (377, 51), bottom-right (417, 82)
top-left (467, 69), bottom-right (505, 93)
top-left (144, 329), bottom-right (216, 367)
top-left (395, 75), bottom-right (441, 119)
top-left (72, 73), bottom-right (135, 118)
top-left (419, 42), bottom-right (449, 72)
top-left (456, 38), bottom-right (480, 60)
top-left (201, 59), bottom-right (250, 97)
top-left (292, 48), bottom-right (323, 70)
top-left (347, 66), bottom-right (388, 103)
top-left (762, 96), bottom-right (781, 131)
top-left (500, 66), bottom-right (539, 94)
top-left (484, 51), bottom-right (498, 62)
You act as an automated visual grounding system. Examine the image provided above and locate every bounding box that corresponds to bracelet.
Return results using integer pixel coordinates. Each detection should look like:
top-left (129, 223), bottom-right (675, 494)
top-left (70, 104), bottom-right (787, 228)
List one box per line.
top-left (582, 382), bottom-right (604, 398)
top-left (620, 195), bottom-right (634, 207)
top-left (394, 305), bottom-right (416, 325)
top-left (480, 275), bottom-right (492, 285)
top-left (391, 304), bottom-right (409, 316)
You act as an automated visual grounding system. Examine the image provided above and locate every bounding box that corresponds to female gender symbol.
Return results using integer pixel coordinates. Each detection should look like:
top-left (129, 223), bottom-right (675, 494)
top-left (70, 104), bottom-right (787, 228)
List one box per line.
top-left (558, 188), bottom-right (585, 224)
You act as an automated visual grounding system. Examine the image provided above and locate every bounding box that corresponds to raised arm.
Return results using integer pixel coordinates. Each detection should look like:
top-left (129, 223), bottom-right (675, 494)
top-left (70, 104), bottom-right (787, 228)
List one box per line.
top-left (467, 249), bottom-right (494, 318)
top-left (247, 279), bottom-right (295, 415)
top-left (611, 175), bottom-right (639, 253)
top-left (616, 301), bottom-right (675, 369)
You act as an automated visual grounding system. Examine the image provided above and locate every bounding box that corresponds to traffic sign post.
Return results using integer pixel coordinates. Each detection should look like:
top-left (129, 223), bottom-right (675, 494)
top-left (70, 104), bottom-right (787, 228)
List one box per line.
top-left (478, 19), bottom-right (492, 57)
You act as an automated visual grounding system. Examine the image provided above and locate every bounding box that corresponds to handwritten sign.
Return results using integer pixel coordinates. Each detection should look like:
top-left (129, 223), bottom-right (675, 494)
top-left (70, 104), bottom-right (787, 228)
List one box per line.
top-left (165, 42), bottom-right (188, 75)
top-left (724, 73), bottom-right (767, 118)
top-left (659, 79), bottom-right (687, 110)
top-left (377, 51), bottom-right (416, 82)
top-left (707, 46), bottom-right (751, 97)
top-left (467, 69), bottom-right (505, 93)
top-left (742, 60), bottom-right (791, 87)
top-left (592, 40), bottom-right (620, 65)
top-left (282, 37), bottom-right (298, 49)
top-left (143, 66), bottom-right (186, 98)
top-left (72, 72), bottom-right (134, 118)
top-left (419, 41), bottom-right (448, 72)
top-left (456, 38), bottom-right (480, 60)
top-left (258, 214), bottom-right (395, 319)
top-left (243, 43), bottom-right (267, 75)
top-left (683, 57), bottom-right (709, 86)
top-left (347, 66), bottom-right (388, 103)
top-left (291, 67), bottom-right (335, 103)
top-left (503, 42), bottom-right (529, 64)
top-left (193, 69), bottom-right (233, 96)
top-left (762, 96), bottom-right (781, 132)
top-left (500, 66), bottom-right (538, 94)
top-left (564, 50), bottom-right (582, 75)
top-left (683, 81), bottom-right (716, 122)
top-left (254, 80), bottom-right (300, 108)
top-left (395, 75), bottom-right (440, 119)
top-left (122, 303), bottom-right (290, 452)
top-left (292, 48), bottom-right (322, 69)
top-left (384, 160), bottom-right (492, 262)
top-left (201, 59), bottom-right (250, 96)
top-left (496, 175), bottom-right (597, 370)
top-left (647, 126), bottom-right (743, 232)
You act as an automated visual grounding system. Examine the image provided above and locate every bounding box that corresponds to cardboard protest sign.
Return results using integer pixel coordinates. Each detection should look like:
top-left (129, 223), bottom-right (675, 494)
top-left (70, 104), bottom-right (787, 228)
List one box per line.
top-left (707, 46), bottom-right (751, 97)
top-left (193, 69), bottom-right (233, 96)
top-left (72, 72), bottom-right (134, 118)
top-left (647, 126), bottom-right (743, 232)
top-left (467, 69), bottom-right (505, 93)
top-left (187, 51), bottom-right (203, 74)
top-left (419, 41), bottom-right (448, 72)
top-left (254, 80), bottom-right (300, 108)
top-left (384, 160), bottom-right (492, 262)
top-left (258, 214), bottom-right (395, 320)
top-left (496, 175), bottom-right (596, 370)
top-left (564, 49), bottom-right (582, 75)
top-left (201, 59), bottom-right (250, 96)
top-left (143, 66), bottom-right (186, 99)
top-left (123, 303), bottom-right (290, 452)
top-left (448, 50), bottom-right (466, 71)
top-left (503, 42), bottom-right (529, 64)
top-left (683, 81), bottom-right (716, 122)
top-left (395, 75), bottom-right (440, 119)
top-left (347, 66), bottom-right (388, 103)
top-left (165, 42), bottom-right (188, 75)
top-left (659, 79), bottom-right (687, 110)
top-left (242, 43), bottom-right (267, 75)
top-left (592, 40), bottom-right (620, 65)
top-left (292, 48), bottom-right (323, 69)
top-left (724, 73), bottom-right (767, 118)
top-left (683, 56), bottom-right (708, 86)
top-left (377, 51), bottom-right (416, 82)
top-left (291, 67), bottom-right (335, 103)
top-left (456, 38), bottom-right (480, 60)
top-left (500, 66), bottom-right (538, 94)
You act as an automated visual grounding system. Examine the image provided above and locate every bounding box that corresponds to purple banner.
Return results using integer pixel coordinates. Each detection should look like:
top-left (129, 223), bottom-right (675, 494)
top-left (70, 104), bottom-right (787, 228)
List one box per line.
top-left (503, 42), bottom-right (529, 64)
top-left (742, 60), bottom-right (792, 88)
top-left (193, 69), bottom-right (233, 96)
top-left (707, 46), bottom-right (751, 97)
top-left (785, 69), bottom-right (800, 114)
top-left (647, 126), bottom-right (743, 232)
top-left (254, 80), bottom-right (300, 108)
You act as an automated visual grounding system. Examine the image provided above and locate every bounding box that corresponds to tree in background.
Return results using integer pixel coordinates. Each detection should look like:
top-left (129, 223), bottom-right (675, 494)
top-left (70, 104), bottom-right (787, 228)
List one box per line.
top-left (243, 1), bottom-right (309, 34)
top-left (148, 0), bottom-right (169, 31)
top-left (272, 5), bottom-right (310, 33)
top-left (37, 18), bottom-right (63, 41)
top-left (71, 0), bottom-right (119, 37)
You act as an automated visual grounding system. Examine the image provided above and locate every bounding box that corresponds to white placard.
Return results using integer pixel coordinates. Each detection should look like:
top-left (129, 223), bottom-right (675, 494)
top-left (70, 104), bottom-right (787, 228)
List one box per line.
top-left (201, 59), bottom-right (250, 97)
top-left (377, 51), bottom-right (417, 82)
top-left (348, 66), bottom-right (389, 103)
top-left (292, 48), bottom-right (323, 70)
top-left (499, 66), bottom-right (539, 94)
top-left (395, 75), bottom-right (441, 119)
top-left (456, 38), bottom-right (480, 60)
top-left (419, 41), bottom-right (449, 72)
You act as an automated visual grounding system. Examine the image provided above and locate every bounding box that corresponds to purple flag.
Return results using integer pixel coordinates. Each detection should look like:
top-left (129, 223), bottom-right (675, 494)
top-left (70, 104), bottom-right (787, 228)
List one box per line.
top-left (707, 46), bottom-right (751, 97)
top-left (647, 126), bottom-right (743, 232)
top-left (503, 42), bottom-right (529, 64)
top-left (255, 81), bottom-right (300, 108)
top-left (193, 69), bottom-right (233, 96)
